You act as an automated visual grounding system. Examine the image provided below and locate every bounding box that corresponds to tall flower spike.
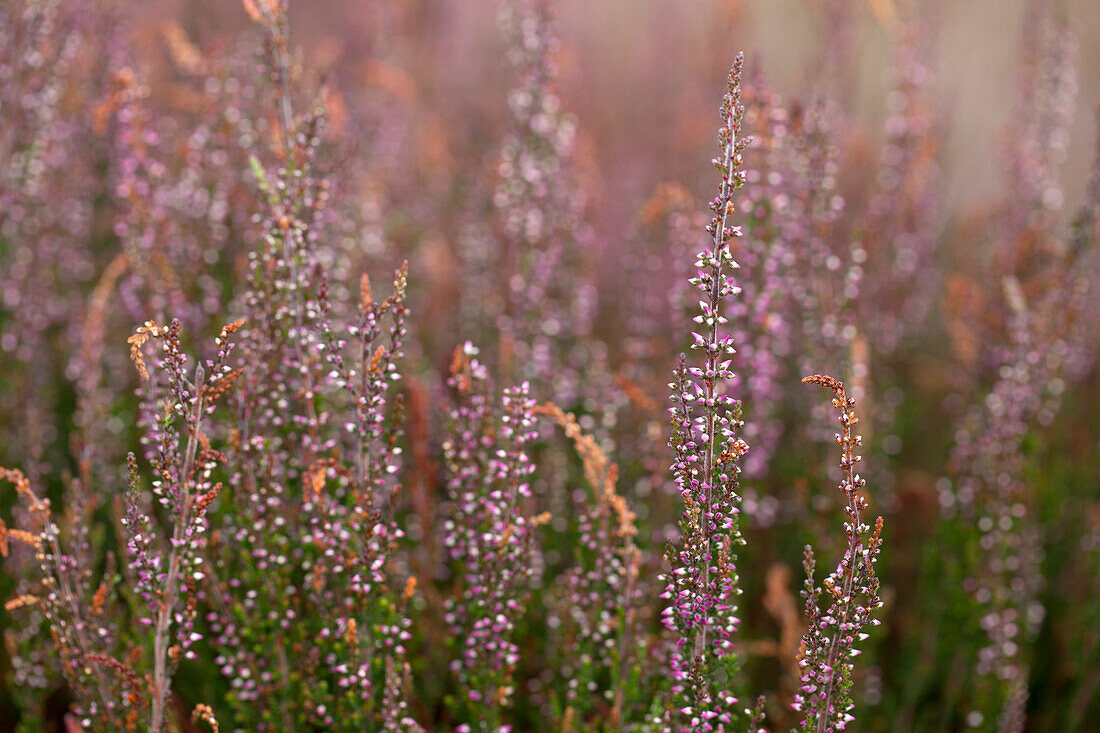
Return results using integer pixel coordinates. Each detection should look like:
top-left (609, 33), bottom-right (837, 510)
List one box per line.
top-left (794, 375), bottom-right (884, 733)
top-left (661, 52), bottom-right (752, 731)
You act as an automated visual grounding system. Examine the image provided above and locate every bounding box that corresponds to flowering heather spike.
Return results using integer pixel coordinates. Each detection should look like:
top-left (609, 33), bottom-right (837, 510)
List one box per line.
top-left (946, 172), bottom-right (1099, 731)
top-left (794, 375), bottom-right (883, 733)
top-left (0, 467), bottom-right (117, 722)
top-left (660, 53), bottom-right (752, 731)
top-left (201, 3), bottom-right (420, 729)
top-left (442, 343), bottom-right (541, 727)
top-left (940, 12), bottom-right (1099, 732)
top-left (319, 261), bottom-right (411, 508)
top-left (948, 338), bottom-right (1042, 733)
top-left (126, 319), bottom-right (238, 732)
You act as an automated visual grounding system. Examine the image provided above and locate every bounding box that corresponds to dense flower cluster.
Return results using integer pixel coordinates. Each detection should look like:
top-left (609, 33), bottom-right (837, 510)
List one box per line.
top-left (1, 317), bottom-right (240, 731)
top-left (442, 344), bottom-right (542, 729)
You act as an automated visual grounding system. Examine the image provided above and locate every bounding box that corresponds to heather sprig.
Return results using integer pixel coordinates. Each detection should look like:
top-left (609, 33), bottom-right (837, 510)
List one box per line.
top-left (660, 53), bottom-right (752, 730)
top-left (442, 343), bottom-right (544, 729)
top-left (0, 316), bottom-right (240, 732)
top-left (856, 18), bottom-right (942, 358)
top-left (946, 125), bottom-right (1100, 733)
top-left (794, 375), bottom-right (884, 733)
top-left (949, 337), bottom-right (1042, 732)
top-left (940, 10), bottom-right (1100, 729)
top-left (0, 467), bottom-right (124, 728)
top-left (319, 264), bottom-right (411, 509)
top-left (125, 317), bottom-right (242, 732)
top-left (203, 4), bottom-right (420, 729)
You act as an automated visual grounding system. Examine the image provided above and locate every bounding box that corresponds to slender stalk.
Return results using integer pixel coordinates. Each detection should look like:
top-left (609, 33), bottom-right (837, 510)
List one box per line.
top-left (256, 0), bottom-right (322, 467)
top-left (796, 374), bottom-right (883, 732)
top-left (810, 379), bottom-right (862, 733)
top-left (150, 367), bottom-right (205, 732)
top-left (695, 103), bottom-right (740, 661)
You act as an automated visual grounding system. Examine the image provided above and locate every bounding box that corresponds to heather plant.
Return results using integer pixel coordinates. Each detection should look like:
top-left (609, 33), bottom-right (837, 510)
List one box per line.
top-left (440, 344), bottom-right (543, 729)
top-left (1, 317), bottom-right (239, 731)
top-left (793, 375), bottom-right (883, 732)
top-left (4, 0), bottom-right (1100, 731)
top-left (127, 318), bottom-right (241, 732)
top-left (935, 6), bottom-right (1100, 730)
top-left (658, 56), bottom-right (885, 732)
top-left (536, 402), bottom-right (647, 728)
top-left (468, 13), bottom-right (636, 695)
top-left (945, 134), bottom-right (1100, 733)
top-left (659, 53), bottom-right (753, 730)
top-left (203, 3), bottom-right (419, 729)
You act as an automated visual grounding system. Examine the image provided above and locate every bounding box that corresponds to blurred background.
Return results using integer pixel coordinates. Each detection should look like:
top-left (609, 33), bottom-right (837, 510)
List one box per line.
top-left (134, 0), bottom-right (1100, 232)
